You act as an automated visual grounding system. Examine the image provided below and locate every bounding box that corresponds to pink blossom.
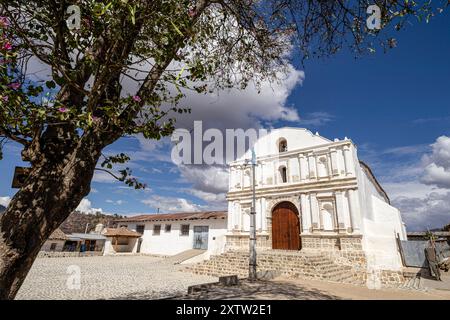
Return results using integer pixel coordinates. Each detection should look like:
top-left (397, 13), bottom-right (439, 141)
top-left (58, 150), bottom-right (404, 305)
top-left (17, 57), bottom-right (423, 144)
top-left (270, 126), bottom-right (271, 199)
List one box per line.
top-left (188, 8), bottom-right (196, 17)
top-left (0, 17), bottom-right (8, 28)
top-left (58, 107), bottom-right (68, 113)
top-left (3, 42), bottom-right (12, 50)
top-left (8, 82), bottom-right (21, 90)
top-left (132, 95), bottom-right (141, 102)
top-left (1, 96), bottom-right (8, 102)
top-left (92, 115), bottom-right (101, 122)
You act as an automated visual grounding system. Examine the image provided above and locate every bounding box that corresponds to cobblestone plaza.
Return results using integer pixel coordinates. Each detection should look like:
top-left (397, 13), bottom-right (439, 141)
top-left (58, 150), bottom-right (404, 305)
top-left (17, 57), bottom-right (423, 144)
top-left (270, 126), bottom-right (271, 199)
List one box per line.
top-left (16, 255), bottom-right (217, 300)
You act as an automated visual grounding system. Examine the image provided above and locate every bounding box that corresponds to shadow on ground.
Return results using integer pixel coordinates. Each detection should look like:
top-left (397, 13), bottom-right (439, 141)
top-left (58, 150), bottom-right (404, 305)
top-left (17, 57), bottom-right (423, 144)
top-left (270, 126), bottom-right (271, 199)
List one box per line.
top-left (171, 280), bottom-right (342, 300)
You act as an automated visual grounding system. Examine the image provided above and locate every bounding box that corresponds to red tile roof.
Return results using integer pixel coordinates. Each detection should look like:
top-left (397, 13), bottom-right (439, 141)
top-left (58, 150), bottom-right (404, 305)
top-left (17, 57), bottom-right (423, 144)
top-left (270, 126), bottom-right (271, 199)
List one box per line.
top-left (103, 227), bottom-right (142, 237)
top-left (115, 211), bottom-right (227, 223)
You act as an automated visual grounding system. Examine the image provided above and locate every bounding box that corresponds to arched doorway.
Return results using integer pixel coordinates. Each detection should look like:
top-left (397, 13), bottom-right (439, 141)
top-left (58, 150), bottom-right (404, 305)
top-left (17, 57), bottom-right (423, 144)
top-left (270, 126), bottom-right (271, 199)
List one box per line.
top-left (271, 201), bottom-right (301, 250)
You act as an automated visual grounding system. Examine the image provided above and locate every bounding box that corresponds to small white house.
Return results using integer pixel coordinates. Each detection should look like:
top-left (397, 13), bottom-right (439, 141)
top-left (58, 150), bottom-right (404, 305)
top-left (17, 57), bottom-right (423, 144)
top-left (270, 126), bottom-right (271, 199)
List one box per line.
top-left (103, 211), bottom-right (227, 261)
top-left (41, 228), bottom-right (68, 252)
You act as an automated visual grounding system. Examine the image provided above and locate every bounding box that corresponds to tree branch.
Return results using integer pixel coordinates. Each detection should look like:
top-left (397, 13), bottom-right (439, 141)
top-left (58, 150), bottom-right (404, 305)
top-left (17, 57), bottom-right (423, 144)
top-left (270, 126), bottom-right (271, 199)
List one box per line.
top-left (94, 168), bottom-right (123, 181)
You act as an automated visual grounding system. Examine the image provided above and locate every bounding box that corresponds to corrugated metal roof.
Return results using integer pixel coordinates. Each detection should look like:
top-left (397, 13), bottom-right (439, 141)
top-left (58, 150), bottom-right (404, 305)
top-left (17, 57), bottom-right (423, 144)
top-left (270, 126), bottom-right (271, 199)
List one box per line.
top-left (115, 211), bottom-right (227, 223)
top-left (70, 233), bottom-right (107, 240)
top-left (407, 231), bottom-right (450, 237)
top-left (67, 236), bottom-right (83, 241)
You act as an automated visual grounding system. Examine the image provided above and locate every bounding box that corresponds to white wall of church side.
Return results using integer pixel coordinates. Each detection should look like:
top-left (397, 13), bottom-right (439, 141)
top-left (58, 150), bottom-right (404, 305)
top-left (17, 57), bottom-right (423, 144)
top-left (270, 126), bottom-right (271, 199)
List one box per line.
top-left (363, 195), bottom-right (406, 272)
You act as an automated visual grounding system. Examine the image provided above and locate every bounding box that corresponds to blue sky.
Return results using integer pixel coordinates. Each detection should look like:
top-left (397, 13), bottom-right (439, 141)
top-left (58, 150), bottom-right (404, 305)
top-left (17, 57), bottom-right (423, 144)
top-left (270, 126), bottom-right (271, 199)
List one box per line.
top-left (1, 12), bottom-right (449, 231)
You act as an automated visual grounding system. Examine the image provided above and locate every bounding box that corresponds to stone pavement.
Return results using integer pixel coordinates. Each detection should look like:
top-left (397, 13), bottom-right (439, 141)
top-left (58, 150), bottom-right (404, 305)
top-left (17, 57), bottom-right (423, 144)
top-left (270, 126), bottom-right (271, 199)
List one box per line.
top-left (175, 276), bottom-right (450, 300)
top-left (15, 255), bottom-right (450, 300)
top-left (16, 255), bottom-right (217, 300)
top-left (420, 273), bottom-right (450, 292)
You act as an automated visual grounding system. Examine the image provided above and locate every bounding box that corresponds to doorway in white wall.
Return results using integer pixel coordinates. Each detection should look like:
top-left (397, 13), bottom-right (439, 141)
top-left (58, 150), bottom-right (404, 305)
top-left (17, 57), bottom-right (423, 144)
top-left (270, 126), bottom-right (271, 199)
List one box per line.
top-left (193, 226), bottom-right (209, 250)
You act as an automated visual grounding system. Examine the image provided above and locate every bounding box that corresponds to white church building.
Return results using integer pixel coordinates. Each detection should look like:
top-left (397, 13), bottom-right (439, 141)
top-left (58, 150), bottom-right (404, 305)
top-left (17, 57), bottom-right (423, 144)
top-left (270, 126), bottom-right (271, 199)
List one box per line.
top-left (108, 127), bottom-right (408, 287)
top-left (224, 127), bottom-right (407, 282)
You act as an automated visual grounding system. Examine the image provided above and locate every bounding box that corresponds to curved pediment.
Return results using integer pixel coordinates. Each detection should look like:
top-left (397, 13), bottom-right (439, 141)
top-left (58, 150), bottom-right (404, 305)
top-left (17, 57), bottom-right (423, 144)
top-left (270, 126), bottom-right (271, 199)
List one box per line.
top-left (236, 127), bottom-right (332, 162)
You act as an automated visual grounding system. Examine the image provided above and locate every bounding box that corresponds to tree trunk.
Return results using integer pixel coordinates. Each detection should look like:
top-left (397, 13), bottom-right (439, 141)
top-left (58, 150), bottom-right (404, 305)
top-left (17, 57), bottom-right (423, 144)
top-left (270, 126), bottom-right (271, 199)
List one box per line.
top-left (0, 134), bottom-right (103, 300)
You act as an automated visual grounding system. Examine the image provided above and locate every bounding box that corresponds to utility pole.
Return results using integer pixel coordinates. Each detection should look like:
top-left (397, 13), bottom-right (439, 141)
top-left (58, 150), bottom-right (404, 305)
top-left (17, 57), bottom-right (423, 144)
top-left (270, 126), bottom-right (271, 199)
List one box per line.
top-left (249, 148), bottom-right (257, 281)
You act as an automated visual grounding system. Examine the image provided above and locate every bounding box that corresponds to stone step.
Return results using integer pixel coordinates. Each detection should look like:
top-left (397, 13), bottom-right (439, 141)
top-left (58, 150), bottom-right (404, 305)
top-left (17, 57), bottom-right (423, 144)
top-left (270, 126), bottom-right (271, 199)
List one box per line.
top-left (185, 250), bottom-right (367, 287)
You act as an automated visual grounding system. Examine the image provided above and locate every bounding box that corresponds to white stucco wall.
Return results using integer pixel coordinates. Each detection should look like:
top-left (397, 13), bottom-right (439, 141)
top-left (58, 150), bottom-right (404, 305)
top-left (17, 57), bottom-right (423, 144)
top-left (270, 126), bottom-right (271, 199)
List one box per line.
top-left (363, 195), bottom-right (406, 274)
top-left (120, 219), bottom-right (227, 257)
top-left (104, 239), bottom-right (114, 255)
top-left (41, 240), bottom-right (65, 252)
top-left (103, 237), bottom-right (138, 254)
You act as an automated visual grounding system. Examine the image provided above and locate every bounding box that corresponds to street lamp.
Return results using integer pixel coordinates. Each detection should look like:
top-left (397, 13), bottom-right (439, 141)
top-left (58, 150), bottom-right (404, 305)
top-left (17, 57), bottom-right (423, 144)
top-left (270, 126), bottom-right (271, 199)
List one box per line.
top-left (245, 148), bottom-right (257, 281)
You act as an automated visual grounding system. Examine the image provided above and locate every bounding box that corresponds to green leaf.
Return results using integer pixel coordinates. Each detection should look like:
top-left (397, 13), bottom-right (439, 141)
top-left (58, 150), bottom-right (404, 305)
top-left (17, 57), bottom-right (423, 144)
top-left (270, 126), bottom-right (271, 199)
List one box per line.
top-left (128, 5), bottom-right (136, 25)
top-left (45, 80), bottom-right (56, 89)
top-left (170, 20), bottom-right (184, 37)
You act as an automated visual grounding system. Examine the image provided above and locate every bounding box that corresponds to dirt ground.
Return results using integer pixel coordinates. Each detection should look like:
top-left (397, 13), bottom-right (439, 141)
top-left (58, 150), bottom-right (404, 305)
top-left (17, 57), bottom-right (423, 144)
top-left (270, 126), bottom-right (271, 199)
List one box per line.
top-left (181, 275), bottom-right (450, 300)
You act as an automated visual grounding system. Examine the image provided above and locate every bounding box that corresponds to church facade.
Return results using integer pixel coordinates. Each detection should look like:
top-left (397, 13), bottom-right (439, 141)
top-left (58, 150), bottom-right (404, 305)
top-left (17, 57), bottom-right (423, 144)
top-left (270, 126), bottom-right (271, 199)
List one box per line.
top-left (225, 127), bottom-right (407, 280)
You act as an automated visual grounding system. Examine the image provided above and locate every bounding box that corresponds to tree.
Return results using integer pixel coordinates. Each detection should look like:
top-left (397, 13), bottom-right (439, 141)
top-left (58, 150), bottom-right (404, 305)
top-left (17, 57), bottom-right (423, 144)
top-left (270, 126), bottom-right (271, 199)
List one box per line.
top-left (0, 0), bottom-right (446, 300)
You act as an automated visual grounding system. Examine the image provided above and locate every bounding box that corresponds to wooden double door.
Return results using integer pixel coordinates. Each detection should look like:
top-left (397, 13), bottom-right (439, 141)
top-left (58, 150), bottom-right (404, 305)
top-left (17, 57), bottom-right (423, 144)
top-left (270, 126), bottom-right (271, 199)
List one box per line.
top-left (272, 202), bottom-right (301, 250)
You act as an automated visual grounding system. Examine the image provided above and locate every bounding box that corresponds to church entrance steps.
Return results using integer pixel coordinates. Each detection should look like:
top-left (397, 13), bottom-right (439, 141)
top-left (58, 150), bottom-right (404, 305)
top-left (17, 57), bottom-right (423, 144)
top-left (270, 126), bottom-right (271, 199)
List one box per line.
top-left (184, 250), bottom-right (367, 286)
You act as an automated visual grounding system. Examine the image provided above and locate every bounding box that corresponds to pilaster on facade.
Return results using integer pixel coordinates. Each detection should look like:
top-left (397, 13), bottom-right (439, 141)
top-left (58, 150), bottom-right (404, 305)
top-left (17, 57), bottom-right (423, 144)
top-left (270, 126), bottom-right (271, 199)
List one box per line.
top-left (335, 190), bottom-right (349, 233)
top-left (298, 153), bottom-right (307, 182)
top-left (299, 193), bottom-right (311, 233)
top-left (307, 153), bottom-right (317, 180)
top-left (309, 192), bottom-right (320, 230)
top-left (347, 188), bottom-right (360, 232)
top-left (330, 148), bottom-right (340, 176)
top-left (343, 144), bottom-right (355, 176)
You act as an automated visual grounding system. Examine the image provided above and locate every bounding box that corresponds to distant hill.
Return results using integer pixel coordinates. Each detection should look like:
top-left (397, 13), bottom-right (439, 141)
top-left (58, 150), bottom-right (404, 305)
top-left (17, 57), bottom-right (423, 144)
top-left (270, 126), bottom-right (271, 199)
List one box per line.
top-left (0, 205), bottom-right (5, 214)
top-left (59, 211), bottom-right (125, 234)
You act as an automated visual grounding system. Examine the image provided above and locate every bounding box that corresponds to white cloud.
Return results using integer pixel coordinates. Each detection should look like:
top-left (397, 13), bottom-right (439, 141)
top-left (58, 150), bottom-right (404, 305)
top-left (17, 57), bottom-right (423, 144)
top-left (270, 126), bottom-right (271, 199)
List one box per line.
top-left (393, 192), bottom-right (450, 231)
top-left (141, 195), bottom-right (202, 212)
top-left (0, 196), bottom-right (11, 207)
top-left (384, 181), bottom-right (446, 200)
top-left (173, 66), bottom-right (303, 131)
top-left (421, 136), bottom-right (450, 189)
top-left (106, 199), bottom-right (125, 205)
top-left (76, 198), bottom-right (103, 214)
top-left (185, 189), bottom-right (226, 206)
top-left (371, 136), bottom-right (450, 231)
top-left (178, 165), bottom-right (228, 194)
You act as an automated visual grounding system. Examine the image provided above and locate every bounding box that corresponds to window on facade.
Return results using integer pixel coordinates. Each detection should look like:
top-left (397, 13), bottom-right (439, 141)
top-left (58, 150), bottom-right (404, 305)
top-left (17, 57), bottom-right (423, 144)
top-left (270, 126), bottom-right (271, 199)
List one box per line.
top-left (50, 243), bottom-right (57, 251)
top-left (180, 224), bottom-right (190, 236)
top-left (165, 224), bottom-right (172, 233)
top-left (279, 139), bottom-right (288, 153)
top-left (136, 225), bottom-right (145, 235)
top-left (279, 166), bottom-right (287, 183)
top-left (153, 224), bottom-right (161, 235)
